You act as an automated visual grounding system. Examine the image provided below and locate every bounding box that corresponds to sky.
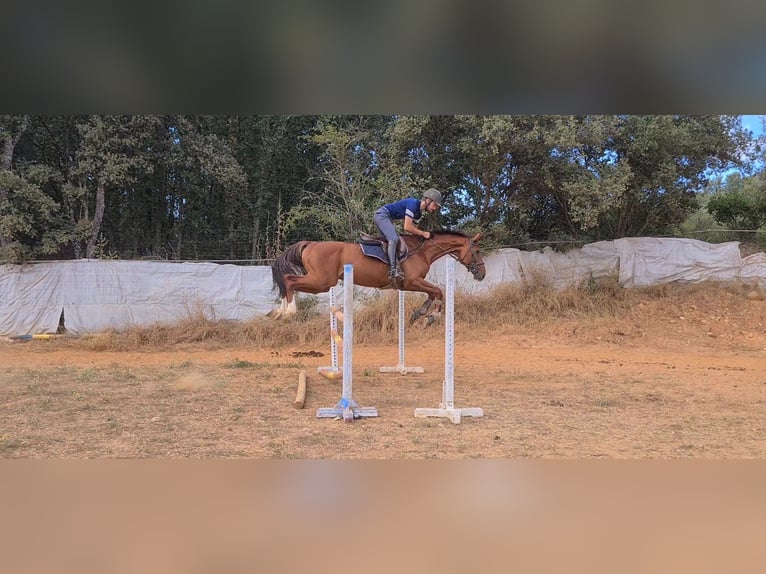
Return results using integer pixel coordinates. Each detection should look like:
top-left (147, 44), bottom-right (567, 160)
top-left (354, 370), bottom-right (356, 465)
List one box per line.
top-left (704, 115), bottom-right (765, 181)
top-left (740, 115), bottom-right (765, 138)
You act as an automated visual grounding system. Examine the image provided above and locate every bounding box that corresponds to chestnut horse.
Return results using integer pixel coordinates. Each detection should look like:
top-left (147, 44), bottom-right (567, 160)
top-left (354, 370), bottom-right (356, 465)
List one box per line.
top-left (270, 231), bottom-right (486, 323)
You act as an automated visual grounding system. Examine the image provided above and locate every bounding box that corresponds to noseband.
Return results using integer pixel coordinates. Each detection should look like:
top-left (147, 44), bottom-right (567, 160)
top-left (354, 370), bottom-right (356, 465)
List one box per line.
top-left (460, 240), bottom-right (484, 276)
top-left (429, 236), bottom-right (483, 276)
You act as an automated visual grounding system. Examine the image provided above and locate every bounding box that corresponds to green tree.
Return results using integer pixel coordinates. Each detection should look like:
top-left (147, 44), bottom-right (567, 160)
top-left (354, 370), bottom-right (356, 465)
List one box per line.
top-left (24, 116), bottom-right (90, 258)
top-left (1, 116), bottom-right (30, 255)
top-left (387, 115), bottom-right (747, 246)
top-left (223, 115), bottom-right (318, 259)
top-left (0, 166), bottom-right (68, 261)
top-left (1, 115), bottom-right (756, 262)
top-left (76, 116), bottom-right (163, 258)
top-left (707, 172), bottom-right (766, 231)
top-left (387, 115), bottom-right (632, 245)
top-left (1, 115), bottom-right (73, 261)
top-left (602, 115), bottom-right (745, 238)
top-left (165, 115), bottom-right (248, 260)
top-left (284, 116), bottom-right (393, 243)
top-left (76, 115), bottom-right (247, 260)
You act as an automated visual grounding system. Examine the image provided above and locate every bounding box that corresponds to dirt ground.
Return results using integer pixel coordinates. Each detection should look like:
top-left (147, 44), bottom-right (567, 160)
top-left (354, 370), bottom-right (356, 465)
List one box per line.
top-left (2, 286), bottom-right (766, 459)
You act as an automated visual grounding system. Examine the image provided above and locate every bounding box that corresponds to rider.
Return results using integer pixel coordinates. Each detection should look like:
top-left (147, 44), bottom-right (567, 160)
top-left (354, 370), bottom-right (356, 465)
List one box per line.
top-left (374, 188), bottom-right (443, 279)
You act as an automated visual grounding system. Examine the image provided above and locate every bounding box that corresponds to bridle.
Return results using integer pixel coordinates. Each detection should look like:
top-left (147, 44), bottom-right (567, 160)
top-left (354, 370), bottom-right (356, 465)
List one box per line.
top-left (426, 234), bottom-right (484, 276)
top-left (460, 238), bottom-right (485, 276)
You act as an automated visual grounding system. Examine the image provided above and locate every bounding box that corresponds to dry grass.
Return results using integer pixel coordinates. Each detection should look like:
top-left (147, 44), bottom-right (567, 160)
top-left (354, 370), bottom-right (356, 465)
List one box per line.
top-left (456, 276), bottom-right (630, 328)
top-left (78, 279), bottom-right (751, 352)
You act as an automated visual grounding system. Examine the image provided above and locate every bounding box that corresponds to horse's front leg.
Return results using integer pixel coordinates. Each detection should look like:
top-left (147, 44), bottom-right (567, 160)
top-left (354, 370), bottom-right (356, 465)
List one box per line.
top-left (410, 296), bottom-right (434, 323)
top-left (421, 294), bottom-right (446, 326)
top-left (403, 278), bottom-right (443, 326)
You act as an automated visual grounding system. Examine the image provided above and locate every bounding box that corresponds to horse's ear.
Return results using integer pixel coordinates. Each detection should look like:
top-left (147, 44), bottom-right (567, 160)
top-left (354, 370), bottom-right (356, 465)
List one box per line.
top-left (472, 232), bottom-right (482, 242)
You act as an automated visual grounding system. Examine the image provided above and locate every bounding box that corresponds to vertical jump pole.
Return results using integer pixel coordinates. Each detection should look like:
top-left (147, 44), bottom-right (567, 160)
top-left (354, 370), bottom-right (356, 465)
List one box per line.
top-left (414, 257), bottom-right (483, 424)
top-left (317, 264), bottom-right (378, 421)
top-left (379, 290), bottom-right (424, 374)
top-left (317, 282), bottom-right (341, 379)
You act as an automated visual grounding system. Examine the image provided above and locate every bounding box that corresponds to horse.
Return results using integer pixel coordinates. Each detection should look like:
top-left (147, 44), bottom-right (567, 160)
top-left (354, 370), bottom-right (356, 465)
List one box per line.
top-left (269, 231), bottom-right (486, 324)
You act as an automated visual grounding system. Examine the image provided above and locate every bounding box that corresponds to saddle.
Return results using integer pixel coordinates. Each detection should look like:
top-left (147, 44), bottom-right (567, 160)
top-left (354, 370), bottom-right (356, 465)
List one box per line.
top-left (359, 233), bottom-right (409, 265)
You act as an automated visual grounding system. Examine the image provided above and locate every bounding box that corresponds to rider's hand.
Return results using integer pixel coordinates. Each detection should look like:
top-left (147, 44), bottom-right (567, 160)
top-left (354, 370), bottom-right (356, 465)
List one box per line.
top-left (423, 231), bottom-right (431, 240)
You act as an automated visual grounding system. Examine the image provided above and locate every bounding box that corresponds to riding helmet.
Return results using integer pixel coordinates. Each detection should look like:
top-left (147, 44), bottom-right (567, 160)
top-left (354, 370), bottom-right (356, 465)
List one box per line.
top-left (423, 188), bottom-right (443, 206)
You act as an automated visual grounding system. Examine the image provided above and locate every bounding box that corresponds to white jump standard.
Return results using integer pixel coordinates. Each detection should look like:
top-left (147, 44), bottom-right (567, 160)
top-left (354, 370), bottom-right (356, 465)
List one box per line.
top-left (317, 264), bottom-right (378, 421)
top-left (379, 290), bottom-right (424, 375)
top-left (317, 282), bottom-right (341, 380)
top-left (414, 257), bottom-right (483, 424)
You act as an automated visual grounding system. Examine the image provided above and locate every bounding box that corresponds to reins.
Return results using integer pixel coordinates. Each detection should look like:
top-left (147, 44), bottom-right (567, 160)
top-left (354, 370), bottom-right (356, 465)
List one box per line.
top-left (423, 234), bottom-right (483, 275)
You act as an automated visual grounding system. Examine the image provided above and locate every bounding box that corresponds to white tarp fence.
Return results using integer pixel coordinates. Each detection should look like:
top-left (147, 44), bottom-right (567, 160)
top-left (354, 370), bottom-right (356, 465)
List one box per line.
top-left (612, 237), bottom-right (743, 287)
top-left (2, 238), bottom-right (765, 335)
top-left (1, 260), bottom-right (274, 336)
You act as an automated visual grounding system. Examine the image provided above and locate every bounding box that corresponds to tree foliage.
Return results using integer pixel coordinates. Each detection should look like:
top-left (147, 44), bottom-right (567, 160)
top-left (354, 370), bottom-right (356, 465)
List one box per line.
top-left (707, 172), bottom-right (766, 230)
top-left (284, 116), bottom-right (393, 243)
top-left (0, 114), bottom-right (757, 262)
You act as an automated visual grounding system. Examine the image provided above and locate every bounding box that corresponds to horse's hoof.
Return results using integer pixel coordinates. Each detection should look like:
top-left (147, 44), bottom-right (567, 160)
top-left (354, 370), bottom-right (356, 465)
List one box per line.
top-left (426, 315), bottom-right (435, 327)
top-left (410, 310), bottom-right (421, 323)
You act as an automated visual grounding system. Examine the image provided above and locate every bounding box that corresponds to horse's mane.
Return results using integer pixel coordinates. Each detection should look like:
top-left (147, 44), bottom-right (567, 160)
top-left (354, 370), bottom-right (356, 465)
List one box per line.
top-left (402, 229), bottom-right (471, 240)
top-left (431, 229), bottom-right (471, 237)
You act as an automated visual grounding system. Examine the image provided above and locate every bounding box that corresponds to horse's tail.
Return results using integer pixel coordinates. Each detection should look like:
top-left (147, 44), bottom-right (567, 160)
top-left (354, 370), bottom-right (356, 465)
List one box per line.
top-left (271, 241), bottom-right (311, 298)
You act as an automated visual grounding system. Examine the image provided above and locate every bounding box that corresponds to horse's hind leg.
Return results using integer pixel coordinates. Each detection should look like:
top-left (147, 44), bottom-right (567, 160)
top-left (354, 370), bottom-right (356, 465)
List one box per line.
top-left (275, 272), bottom-right (340, 319)
top-left (269, 275), bottom-right (302, 318)
top-left (271, 296), bottom-right (299, 319)
top-left (287, 272), bottom-right (341, 296)
top-left (271, 273), bottom-right (325, 319)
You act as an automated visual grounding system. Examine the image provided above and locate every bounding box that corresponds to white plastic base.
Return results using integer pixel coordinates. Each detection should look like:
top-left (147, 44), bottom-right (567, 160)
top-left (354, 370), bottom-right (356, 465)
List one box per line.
top-left (414, 406), bottom-right (484, 424)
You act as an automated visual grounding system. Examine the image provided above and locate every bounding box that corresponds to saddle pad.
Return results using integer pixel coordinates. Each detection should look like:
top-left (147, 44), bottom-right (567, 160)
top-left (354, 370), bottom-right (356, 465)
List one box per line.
top-left (359, 242), bottom-right (389, 263)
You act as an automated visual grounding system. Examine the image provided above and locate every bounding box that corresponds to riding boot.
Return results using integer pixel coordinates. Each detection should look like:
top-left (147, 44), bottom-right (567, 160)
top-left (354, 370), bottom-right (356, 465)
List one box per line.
top-left (388, 238), bottom-right (402, 279)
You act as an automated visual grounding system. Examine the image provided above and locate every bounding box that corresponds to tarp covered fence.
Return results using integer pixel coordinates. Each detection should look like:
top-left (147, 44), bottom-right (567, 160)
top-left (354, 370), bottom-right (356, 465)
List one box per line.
top-left (2, 238), bottom-right (764, 336)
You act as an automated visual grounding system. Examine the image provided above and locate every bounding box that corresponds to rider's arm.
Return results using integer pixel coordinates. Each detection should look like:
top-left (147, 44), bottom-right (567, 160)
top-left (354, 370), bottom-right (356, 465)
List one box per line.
top-left (403, 216), bottom-right (429, 238)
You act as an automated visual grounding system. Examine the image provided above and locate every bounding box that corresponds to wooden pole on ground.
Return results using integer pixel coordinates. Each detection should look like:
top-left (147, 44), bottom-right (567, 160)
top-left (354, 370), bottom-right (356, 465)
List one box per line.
top-left (294, 370), bottom-right (307, 409)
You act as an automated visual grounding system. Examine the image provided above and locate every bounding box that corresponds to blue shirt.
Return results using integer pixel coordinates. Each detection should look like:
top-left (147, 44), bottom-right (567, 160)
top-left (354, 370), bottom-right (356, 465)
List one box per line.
top-left (383, 198), bottom-right (422, 221)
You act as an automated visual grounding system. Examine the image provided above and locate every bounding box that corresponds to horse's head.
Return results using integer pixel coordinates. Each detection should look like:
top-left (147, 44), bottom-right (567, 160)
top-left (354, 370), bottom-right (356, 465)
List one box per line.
top-left (458, 232), bottom-right (486, 281)
top-left (420, 230), bottom-right (487, 281)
